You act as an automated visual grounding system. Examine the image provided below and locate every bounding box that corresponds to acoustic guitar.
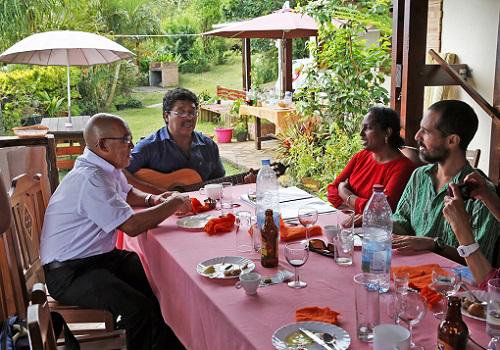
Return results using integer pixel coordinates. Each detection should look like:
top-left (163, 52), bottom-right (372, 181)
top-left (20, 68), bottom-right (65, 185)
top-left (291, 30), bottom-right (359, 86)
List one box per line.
top-left (134, 162), bottom-right (287, 193)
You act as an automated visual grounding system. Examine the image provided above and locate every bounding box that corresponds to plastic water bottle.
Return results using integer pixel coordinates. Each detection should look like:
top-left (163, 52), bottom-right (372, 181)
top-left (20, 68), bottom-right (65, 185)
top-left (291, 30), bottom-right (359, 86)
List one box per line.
top-left (361, 184), bottom-right (393, 293)
top-left (256, 159), bottom-right (280, 236)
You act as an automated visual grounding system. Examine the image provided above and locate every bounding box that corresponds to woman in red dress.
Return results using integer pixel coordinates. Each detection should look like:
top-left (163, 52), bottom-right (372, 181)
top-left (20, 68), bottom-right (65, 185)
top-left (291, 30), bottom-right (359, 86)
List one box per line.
top-left (327, 107), bottom-right (418, 223)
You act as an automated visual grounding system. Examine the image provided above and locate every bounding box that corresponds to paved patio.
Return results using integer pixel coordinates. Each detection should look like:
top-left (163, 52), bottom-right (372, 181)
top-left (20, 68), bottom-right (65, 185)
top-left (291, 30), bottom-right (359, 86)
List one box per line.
top-left (217, 139), bottom-right (279, 170)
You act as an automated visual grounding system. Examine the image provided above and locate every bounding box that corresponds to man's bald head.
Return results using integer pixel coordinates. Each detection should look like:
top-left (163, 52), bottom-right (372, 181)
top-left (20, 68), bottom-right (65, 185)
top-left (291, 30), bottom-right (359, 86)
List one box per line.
top-left (84, 113), bottom-right (128, 151)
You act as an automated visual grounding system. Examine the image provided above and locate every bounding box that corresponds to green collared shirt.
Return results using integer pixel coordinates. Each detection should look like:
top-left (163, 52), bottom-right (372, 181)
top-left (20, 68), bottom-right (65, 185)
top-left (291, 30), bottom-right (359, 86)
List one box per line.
top-left (392, 163), bottom-right (499, 263)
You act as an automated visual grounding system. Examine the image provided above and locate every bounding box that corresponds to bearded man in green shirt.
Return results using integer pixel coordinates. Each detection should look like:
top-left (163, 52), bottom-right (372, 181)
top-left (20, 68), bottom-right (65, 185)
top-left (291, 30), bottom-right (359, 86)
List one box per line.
top-left (392, 100), bottom-right (499, 265)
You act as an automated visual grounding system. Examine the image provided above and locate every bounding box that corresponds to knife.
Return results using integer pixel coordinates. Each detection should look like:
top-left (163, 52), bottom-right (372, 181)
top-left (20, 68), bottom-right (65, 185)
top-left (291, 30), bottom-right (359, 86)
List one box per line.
top-left (298, 328), bottom-right (335, 350)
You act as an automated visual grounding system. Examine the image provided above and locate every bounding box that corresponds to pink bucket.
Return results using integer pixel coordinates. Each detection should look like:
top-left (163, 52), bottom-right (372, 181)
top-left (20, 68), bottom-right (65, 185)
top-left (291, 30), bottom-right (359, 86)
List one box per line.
top-left (215, 127), bottom-right (233, 143)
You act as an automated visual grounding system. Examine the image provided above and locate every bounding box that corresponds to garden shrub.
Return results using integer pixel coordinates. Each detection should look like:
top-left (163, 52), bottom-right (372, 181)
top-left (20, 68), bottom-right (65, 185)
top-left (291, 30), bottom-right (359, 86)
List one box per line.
top-left (0, 66), bottom-right (80, 132)
top-left (276, 0), bottom-right (392, 196)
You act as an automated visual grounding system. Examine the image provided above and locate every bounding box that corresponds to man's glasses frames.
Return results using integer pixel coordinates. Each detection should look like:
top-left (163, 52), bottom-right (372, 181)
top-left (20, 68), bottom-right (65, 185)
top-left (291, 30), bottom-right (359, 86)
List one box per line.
top-left (169, 111), bottom-right (197, 118)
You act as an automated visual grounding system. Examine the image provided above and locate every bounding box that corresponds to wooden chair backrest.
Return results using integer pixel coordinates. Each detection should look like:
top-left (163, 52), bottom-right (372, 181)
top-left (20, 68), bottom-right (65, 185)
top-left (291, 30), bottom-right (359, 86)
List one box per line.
top-left (216, 85), bottom-right (246, 101)
top-left (8, 173), bottom-right (48, 317)
top-left (27, 302), bottom-right (58, 350)
top-left (466, 149), bottom-right (481, 168)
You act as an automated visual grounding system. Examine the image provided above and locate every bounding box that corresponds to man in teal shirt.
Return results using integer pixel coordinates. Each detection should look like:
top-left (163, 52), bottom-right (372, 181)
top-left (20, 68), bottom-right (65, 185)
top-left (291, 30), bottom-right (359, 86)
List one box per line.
top-left (392, 100), bottom-right (499, 264)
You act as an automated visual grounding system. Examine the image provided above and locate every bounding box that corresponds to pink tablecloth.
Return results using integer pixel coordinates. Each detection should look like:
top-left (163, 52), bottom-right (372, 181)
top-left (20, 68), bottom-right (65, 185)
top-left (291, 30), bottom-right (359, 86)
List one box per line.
top-left (121, 184), bottom-right (490, 350)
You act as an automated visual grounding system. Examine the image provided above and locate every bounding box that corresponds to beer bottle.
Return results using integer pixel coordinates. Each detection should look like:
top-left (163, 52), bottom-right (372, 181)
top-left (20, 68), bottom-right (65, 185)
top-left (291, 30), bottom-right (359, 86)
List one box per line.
top-left (261, 209), bottom-right (278, 268)
top-left (436, 296), bottom-right (468, 350)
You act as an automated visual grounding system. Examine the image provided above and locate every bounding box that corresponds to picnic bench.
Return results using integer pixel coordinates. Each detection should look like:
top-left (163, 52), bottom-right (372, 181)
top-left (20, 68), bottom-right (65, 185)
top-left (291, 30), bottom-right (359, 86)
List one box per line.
top-left (198, 86), bottom-right (246, 122)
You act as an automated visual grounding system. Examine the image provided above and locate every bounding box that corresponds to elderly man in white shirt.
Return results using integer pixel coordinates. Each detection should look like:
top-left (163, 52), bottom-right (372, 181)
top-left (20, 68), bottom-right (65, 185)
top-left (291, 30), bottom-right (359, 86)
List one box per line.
top-left (40, 113), bottom-right (191, 350)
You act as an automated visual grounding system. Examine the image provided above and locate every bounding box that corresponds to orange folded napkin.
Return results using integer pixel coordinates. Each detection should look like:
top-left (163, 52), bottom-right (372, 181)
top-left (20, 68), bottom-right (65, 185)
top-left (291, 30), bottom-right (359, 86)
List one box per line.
top-left (391, 264), bottom-right (446, 290)
top-left (204, 213), bottom-right (235, 235)
top-left (392, 264), bottom-right (447, 308)
top-left (280, 218), bottom-right (322, 242)
top-left (191, 198), bottom-right (213, 214)
top-left (296, 306), bottom-right (340, 325)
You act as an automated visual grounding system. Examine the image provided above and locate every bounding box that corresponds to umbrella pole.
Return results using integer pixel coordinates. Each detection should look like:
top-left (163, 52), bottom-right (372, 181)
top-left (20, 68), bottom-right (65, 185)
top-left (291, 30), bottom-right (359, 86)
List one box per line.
top-left (65, 63), bottom-right (72, 127)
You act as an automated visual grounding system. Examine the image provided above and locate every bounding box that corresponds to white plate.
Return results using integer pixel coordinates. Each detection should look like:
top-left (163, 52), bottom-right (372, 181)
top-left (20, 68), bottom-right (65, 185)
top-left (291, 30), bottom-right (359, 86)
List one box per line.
top-left (197, 256), bottom-right (255, 279)
top-left (272, 321), bottom-right (350, 350)
top-left (456, 290), bottom-right (487, 322)
top-left (177, 213), bottom-right (217, 231)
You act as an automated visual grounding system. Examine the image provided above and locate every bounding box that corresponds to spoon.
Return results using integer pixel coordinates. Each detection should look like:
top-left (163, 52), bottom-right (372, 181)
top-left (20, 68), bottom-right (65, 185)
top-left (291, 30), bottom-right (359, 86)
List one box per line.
top-left (316, 332), bottom-right (340, 350)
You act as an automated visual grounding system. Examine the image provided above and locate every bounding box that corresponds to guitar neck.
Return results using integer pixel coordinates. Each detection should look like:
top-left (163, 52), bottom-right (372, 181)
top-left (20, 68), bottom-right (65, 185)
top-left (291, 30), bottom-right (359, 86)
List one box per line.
top-left (181, 172), bottom-right (248, 192)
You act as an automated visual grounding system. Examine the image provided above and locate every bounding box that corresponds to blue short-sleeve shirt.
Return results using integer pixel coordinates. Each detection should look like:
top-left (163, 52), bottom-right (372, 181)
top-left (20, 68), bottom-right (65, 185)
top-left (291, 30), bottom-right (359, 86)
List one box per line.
top-left (126, 127), bottom-right (225, 181)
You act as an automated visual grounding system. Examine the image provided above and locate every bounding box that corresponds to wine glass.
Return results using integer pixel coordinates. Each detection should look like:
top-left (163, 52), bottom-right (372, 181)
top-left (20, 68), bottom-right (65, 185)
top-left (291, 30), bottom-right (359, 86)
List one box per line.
top-left (487, 278), bottom-right (500, 350)
top-left (284, 240), bottom-right (309, 289)
top-left (297, 207), bottom-right (318, 241)
top-left (396, 290), bottom-right (427, 350)
top-left (429, 267), bottom-right (461, 317)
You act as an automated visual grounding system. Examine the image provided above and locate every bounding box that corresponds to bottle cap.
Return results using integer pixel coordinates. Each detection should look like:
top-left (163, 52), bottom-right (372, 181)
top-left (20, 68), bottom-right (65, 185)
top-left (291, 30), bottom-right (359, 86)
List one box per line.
top-left (261, 159), bottom-right (271, 166)
top-left (372, 184), bottom-right (384, 192)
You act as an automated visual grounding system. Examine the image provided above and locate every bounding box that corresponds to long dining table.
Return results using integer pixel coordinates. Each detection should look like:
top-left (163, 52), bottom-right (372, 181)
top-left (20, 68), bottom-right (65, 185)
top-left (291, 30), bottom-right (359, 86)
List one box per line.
top-left (121, 184), bottom-right (490, 350)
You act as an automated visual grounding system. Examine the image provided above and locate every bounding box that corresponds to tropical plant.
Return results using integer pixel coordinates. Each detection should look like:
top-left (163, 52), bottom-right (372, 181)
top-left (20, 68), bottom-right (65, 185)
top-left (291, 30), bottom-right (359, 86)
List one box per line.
top-left (36, 91), bottom-right (65, 117)
top-left (276, 0), bottom-right (392, 195)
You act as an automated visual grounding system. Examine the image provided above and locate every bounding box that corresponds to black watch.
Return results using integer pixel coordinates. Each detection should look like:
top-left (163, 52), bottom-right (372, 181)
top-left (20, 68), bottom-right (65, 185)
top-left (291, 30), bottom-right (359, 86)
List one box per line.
top-left (432, 237), bottom-right (446, 253)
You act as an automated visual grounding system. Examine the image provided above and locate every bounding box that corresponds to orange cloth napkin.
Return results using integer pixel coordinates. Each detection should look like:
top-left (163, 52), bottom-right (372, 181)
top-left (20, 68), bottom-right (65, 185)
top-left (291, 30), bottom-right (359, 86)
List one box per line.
top-left (204, 213), bottom-right (235, 235)
top-left (280, 218), bottom-right (322, 242)
top-left (191, 198), bottom-right (213, 214)
top-left (392, 264), bottom-right (446, 308)
top-left (296, 306), bottom-right (340, 325)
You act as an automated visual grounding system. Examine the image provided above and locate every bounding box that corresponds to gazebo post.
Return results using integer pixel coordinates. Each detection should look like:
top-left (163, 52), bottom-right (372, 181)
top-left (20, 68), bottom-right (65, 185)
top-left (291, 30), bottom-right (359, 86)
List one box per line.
top-left (282, 39), bottom-right (293, 96)
top-left (242, 38), bottom-right (251, 91)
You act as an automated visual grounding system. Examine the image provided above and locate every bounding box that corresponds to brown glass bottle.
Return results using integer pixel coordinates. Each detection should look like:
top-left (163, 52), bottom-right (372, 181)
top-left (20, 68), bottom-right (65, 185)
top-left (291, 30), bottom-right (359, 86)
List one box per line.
top-left (436, 296), bottom-right (468, 350)
top-left (261, 209), bottom-right (279, 268)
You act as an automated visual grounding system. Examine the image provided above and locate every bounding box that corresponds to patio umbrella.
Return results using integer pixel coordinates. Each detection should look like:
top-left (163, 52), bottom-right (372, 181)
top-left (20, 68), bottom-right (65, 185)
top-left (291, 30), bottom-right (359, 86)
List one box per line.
top-left (0, 30), bottom-right (134, 126)
top-left (204, 3), bottom-right (323, 94)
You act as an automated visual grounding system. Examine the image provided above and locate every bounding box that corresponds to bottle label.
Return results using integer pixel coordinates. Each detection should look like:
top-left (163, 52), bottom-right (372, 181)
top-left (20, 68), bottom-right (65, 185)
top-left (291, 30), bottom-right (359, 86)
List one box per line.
top-left (436, 339), bottom-right (454, 350)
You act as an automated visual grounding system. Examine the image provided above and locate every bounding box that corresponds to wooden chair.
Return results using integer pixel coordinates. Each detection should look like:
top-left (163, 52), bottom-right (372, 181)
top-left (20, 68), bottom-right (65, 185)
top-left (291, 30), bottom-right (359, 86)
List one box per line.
top-left (466, 149), bottom-right (481, 168)
top-left (400, 146), bottom-right (425, 166)
top-left (8, 173), bottom-right (115, 334)
top-left (28, 283), bottom-right (126, 350)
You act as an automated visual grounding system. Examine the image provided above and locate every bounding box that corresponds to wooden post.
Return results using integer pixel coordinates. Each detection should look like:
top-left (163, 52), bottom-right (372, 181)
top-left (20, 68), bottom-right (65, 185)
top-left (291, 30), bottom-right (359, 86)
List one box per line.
top-left (400, 0), bottom-right (428, 147)
top-left (282, 39), bottom-right (293, 96)
top-left (390, 0), bottom-right (405, 116)
top-left (242, 38), bottom-right (251, 91)
top-left (490, 14), bottom-right (500, 183)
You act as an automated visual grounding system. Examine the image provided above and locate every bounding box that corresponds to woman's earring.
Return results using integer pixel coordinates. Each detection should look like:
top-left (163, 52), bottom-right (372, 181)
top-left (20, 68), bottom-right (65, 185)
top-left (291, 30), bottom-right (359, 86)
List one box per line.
top-left (384, 136), bottom-right (388, 144)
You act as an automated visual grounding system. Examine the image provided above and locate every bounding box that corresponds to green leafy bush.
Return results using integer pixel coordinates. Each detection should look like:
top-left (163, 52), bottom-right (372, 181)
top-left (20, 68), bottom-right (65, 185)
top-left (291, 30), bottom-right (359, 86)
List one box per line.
top-left (276, 0), bottom-right (392, 196)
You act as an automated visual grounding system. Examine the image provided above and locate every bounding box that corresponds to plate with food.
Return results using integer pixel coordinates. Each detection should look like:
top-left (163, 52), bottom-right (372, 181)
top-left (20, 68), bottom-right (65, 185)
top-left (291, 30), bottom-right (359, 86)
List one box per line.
top-left (197, 256), bottom-right (255, 279)
top-left (457, 290), bottom-right (488, 321)
top-left (272, 321), bottom-right (350, 350)
top-left (177, 213), bottom-right (217, 231)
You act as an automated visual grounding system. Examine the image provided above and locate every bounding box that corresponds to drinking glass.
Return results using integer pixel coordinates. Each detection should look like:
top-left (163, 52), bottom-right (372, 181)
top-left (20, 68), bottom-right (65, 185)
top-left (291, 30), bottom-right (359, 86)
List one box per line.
top-left (354, 272), bottom-right (380, 342)
top-left (334, 229), bottom-right (353, 266)
top-left (235, 211), bottom-right (253, 253)
top-left (394, 271), bottom-right (410, 294)
top-left (297, 207), bottom-right (318, 241)
top-left (220, 182), bottom-right (233, 214)
top-left (396, 290), bottom-right (426, 350)
top-left (487, 278), bottom-right (500, 349)
top-left (429, 267), bottom-right (461, 317)
top-left (284, 240), bottom-right (309, 289)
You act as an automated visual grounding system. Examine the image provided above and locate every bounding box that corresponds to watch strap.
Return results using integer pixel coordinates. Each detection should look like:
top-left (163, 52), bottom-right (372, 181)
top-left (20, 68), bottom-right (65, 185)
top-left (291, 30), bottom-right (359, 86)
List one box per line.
top-left (457, 242), bottom-right (480, 257)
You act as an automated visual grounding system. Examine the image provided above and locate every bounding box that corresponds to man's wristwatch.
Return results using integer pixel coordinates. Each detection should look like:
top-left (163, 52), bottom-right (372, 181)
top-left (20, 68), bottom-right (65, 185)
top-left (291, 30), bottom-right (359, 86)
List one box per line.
top-left (457, 242), bottom-right (480, 257)
top-left (432, 237), bottom-right (446, 253)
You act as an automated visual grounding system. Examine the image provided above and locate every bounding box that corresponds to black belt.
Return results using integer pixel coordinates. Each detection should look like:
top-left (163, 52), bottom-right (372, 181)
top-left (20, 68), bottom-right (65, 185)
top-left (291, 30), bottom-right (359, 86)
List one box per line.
top-left (43, 260), bottom-right (73, 271)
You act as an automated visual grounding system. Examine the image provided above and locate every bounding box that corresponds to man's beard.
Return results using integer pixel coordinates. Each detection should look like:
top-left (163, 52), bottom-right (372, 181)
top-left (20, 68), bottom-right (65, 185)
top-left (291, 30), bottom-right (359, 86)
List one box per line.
top-left (419, 144), bottom-right (450, 163)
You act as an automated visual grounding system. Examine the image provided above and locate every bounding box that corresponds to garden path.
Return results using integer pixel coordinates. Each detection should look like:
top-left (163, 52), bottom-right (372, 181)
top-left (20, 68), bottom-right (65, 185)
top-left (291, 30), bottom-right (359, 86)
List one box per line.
top-left (217, 139), bottom-right (278, 171)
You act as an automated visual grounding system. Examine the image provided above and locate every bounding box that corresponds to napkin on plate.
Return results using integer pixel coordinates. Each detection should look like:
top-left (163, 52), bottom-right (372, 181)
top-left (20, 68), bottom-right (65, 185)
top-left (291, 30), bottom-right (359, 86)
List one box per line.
top-left (280, 218), bottom-right (322, 242)
top-left (204, 213), bottom-right (235, 235)
top-left (295, 306), bottom-right (340, 325)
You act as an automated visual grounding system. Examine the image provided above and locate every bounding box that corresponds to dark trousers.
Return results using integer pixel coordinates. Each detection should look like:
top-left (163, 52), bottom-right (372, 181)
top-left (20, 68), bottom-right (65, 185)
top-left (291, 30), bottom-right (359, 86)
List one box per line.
top-left (44, 249), bottom-right (185, 350)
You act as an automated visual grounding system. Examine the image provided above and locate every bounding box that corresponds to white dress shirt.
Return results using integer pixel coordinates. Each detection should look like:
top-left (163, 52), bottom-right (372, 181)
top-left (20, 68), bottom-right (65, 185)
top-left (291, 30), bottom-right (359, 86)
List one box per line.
top-left (40, 148), bottom-right (134, 264)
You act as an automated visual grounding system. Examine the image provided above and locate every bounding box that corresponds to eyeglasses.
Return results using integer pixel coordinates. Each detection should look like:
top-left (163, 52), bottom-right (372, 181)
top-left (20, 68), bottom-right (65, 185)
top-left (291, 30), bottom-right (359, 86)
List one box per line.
top-left (99, 135), bottom-right (133, 145)
top-left (169, 110), bottom-right (197, 118)
top-left (308, 239), bottom-right (335, 258)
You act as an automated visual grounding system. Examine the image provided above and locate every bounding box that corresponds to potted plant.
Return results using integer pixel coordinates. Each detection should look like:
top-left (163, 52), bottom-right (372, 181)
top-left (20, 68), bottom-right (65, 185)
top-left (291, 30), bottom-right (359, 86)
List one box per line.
top-left (214, 114), bottom-right (233, 143)
top-left (233, 116), bottom-right (248, 142)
